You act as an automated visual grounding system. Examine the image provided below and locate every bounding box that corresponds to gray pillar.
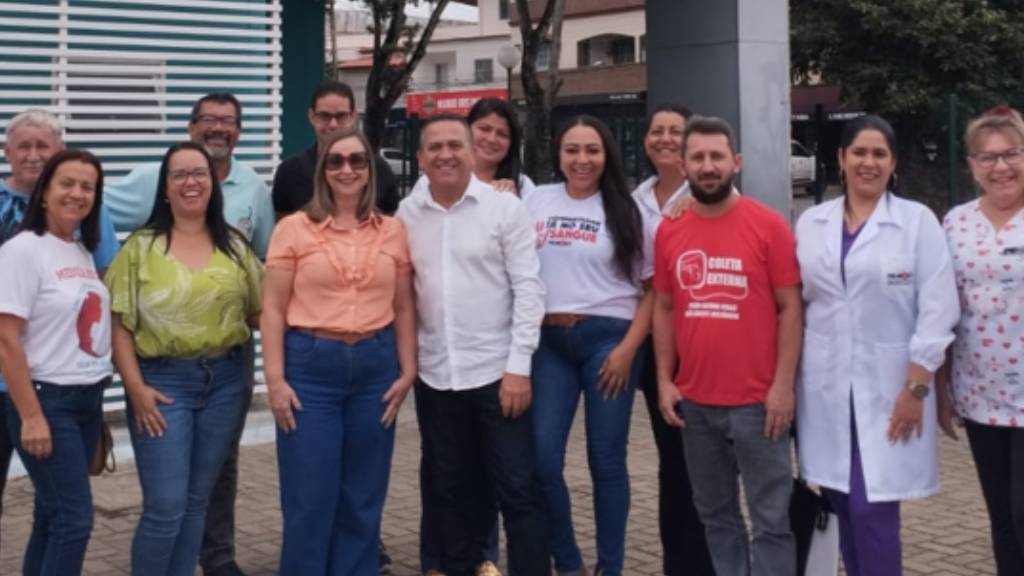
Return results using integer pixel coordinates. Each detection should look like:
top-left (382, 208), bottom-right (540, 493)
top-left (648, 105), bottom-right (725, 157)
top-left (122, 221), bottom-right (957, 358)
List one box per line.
top-left (646, 0), bottom-right (792, 218)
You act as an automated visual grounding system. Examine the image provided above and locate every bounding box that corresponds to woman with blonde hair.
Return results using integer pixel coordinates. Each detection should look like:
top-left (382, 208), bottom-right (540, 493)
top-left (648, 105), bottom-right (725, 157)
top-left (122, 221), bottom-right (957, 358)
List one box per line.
top-left (939, 106), bottom-right (1024, 575)
top-left (262, 128), bottom-right (416, 575)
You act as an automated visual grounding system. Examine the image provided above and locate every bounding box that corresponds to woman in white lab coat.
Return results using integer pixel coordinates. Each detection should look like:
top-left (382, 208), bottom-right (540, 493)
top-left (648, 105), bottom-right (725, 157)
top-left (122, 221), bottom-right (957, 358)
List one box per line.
top-left (939, 107), bottom-right (1024, 576)
top-left (795, 115), bottom-right (960, 576)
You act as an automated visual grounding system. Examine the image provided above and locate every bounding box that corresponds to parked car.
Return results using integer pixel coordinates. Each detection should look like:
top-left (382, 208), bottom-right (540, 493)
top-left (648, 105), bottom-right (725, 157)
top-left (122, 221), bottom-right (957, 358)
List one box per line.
top-left (790, 140), bottom-right (816, 190)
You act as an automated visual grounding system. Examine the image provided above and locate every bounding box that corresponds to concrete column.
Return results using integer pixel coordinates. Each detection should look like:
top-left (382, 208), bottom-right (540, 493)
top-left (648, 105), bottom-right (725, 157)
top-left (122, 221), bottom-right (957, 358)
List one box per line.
top-left (646, 0), bottom-right (792, 218)
top-left (281, 3), bottom-right (325, 157)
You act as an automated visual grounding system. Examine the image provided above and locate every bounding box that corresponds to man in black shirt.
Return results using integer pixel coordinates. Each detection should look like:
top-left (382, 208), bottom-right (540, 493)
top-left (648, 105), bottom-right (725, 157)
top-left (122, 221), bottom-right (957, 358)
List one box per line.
top-left (272, 80), bottom-right (400, 217)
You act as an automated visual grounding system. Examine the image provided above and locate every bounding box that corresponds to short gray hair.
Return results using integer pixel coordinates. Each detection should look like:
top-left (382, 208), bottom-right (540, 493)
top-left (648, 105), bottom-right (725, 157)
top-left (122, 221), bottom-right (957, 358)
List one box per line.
top-left (5, 109), bottom-right (63, 142)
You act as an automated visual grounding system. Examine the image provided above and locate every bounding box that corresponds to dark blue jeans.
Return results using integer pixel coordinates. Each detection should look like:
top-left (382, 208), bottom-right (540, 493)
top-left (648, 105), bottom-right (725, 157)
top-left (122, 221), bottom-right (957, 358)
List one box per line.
top-left (276, 327), bottom-right (398, 576)
top-left (531, 316), bottom-right (640, 576)
top-left (128, 348), bottom-right (246, 576)
top-left (6, 380), bottom-right (105, 576)
top-left (0, 390), bottom-right (15, 555)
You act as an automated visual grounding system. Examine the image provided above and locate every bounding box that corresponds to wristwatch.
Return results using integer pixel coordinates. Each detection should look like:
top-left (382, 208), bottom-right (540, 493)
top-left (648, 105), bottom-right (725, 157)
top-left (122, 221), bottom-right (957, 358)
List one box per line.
top-left (906, 379), bottom-right (930, 400)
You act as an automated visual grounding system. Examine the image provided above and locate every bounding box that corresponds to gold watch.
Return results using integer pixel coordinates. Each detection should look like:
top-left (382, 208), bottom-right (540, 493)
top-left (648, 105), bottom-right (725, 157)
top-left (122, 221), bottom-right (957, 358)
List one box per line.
top-left (906, 379), bottom-right (930, 400)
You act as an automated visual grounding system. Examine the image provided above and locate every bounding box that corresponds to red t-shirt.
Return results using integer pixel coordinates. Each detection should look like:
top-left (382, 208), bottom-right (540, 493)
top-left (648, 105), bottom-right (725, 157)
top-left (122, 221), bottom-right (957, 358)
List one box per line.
top-left (653, 197), bottom-right (800, 406)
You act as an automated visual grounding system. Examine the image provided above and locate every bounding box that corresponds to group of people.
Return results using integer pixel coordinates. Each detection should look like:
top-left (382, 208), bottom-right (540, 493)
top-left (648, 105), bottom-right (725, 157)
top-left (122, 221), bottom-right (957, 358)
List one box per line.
top-left (0, 76), bottom-right (1020, 576)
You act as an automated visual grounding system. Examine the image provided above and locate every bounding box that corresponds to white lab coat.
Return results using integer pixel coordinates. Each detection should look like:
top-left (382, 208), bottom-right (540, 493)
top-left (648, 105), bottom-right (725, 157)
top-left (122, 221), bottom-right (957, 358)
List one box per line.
top-left (795, 194), bottom-right (959, 502)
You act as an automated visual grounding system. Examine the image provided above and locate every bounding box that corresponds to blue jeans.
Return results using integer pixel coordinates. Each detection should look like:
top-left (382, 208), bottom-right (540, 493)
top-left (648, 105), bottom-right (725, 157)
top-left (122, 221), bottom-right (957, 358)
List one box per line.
top-left (531, 316), bottom-right (639, 576)
top-left (679, 400), bottom-right (796, 576)
top-left (6, 380), bottom-right (104, 576)
top-left (128, 348), bottom-right (246, 576)
top-left (277, 327), bottom-right (398, 576)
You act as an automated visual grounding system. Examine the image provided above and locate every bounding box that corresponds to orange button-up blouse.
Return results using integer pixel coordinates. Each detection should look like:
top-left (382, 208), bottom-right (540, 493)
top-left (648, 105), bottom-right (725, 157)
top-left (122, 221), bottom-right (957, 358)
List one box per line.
top-left (265, 212), bottom-right (411, 333)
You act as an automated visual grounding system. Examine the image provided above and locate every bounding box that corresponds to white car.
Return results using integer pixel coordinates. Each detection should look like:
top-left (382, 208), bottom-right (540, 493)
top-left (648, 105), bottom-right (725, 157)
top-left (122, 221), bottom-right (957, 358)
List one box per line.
top-left (790, 140), bottom-right (817, 189)
top-left (379, 147), bottom-right (407, 180)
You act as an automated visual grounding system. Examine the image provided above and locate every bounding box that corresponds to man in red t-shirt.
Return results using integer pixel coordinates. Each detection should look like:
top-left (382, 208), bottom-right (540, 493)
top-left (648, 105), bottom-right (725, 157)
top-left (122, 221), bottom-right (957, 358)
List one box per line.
top-left (652, 116), bottom-right (803, 576)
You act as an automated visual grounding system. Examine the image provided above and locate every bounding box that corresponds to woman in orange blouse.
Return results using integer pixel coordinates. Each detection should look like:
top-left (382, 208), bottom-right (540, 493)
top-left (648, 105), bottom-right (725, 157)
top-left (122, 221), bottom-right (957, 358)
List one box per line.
top-left (261, 128), bottom-right (416, 576)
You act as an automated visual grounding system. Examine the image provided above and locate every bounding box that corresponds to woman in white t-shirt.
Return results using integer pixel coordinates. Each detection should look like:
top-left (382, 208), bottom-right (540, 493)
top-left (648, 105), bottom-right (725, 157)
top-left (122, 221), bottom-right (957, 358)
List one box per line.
top-left (527, 115), bottom-right (650, 576)
top-left (0, 149), bottom-right (113, 575)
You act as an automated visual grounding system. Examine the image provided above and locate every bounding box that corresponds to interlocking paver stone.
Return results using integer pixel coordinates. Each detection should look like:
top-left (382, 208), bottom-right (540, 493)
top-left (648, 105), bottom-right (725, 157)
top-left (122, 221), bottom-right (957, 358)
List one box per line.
top-left (0, 398), bottom-right (999, 575)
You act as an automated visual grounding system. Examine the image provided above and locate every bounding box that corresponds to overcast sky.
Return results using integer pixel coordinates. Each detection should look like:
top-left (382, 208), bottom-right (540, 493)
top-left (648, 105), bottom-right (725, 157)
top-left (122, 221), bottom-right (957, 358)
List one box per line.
top-left (335, 1), bottom-right (479, 22)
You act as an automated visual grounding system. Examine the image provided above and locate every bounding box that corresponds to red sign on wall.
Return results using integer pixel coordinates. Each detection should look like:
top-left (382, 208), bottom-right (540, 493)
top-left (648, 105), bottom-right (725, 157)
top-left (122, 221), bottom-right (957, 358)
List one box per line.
top-left (406, 88), bottom-right (509, 117)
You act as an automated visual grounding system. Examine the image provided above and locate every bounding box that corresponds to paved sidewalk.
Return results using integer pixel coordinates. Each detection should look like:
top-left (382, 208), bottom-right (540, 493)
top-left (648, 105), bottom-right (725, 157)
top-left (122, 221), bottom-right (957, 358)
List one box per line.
top-left (0, 397), bottom-right (997, 575)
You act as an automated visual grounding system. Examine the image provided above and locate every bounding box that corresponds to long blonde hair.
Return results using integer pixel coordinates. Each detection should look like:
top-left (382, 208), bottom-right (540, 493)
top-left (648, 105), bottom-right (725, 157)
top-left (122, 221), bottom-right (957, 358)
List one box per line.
top-left (305, 128), bottom-right (378, 222)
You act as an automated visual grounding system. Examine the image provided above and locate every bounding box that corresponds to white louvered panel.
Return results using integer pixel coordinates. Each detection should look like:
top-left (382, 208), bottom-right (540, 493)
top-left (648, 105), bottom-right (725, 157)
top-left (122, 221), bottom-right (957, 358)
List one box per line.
top-left (0, 63), bottom-right (282, 79)
top-left (1, 0), bottom-right (284, 409)
top-left (2, 4), bottom-right (280, 26)
top-left (0, 77), bottom-right (280, 91)
top-left (9, 17), bottom-right (281, 40)
top-left (81, 0), bottom-right (282, 12)
top-left (3, 46), bottom-right (282, 65)
top-left (0, 105), bottom-right (282, 116)
top-left (5, 31), bottom-right (276, 53)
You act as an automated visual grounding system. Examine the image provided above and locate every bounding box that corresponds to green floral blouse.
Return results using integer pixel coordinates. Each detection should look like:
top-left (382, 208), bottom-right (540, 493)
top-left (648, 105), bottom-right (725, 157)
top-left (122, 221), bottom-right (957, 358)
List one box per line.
top-left (105, 230), bottom-right (263, 358)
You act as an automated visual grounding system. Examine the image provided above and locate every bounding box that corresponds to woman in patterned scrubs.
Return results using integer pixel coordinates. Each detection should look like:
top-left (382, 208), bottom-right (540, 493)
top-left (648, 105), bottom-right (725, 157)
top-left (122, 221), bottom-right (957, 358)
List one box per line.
top-left (940, 106), bottom-right (1024, 576)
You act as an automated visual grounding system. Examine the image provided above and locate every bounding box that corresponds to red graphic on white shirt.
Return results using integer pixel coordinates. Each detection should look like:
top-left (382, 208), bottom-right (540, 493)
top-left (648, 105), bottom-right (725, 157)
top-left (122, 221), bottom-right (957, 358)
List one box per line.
top-left (535, 216), bottom-right (600, 249)
top-left (76, 291), bottom-right (104, 357)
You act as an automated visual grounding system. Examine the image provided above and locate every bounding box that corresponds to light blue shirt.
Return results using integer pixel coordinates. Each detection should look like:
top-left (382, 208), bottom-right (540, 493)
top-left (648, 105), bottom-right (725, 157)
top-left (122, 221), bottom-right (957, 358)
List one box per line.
top-left (105, 156), bottom-right (274, 258)
top-left (0, 179), bottom-right (119, 392)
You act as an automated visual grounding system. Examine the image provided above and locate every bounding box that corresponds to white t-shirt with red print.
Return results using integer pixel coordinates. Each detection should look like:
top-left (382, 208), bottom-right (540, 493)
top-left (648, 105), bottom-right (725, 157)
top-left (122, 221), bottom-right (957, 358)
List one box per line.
top-left (944, 199), bottom-right (1024, 428)
top-left (0, 232), bottom-right (112, 385)
top-left (524, 182), bottom-right (652, 320)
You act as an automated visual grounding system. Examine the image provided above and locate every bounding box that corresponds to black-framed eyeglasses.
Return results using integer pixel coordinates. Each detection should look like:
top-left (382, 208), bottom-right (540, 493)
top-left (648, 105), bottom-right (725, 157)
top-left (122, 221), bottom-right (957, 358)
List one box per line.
top-left (169, 168), bottom-right (212, 183)
top-left (971, 148), bottom-right (1024, 168)
top-left (193, 114), bottom-right (239, 128)
top-left (324, 152), bottom-right (370, 172)
top-left (313, 111), bottom-right (353, 125)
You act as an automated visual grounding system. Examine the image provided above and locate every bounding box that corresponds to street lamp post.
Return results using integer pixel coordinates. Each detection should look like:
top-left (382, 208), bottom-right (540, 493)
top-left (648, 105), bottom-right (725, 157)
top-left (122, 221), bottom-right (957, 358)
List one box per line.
top-left (497, 44), bottom-right (521, 104)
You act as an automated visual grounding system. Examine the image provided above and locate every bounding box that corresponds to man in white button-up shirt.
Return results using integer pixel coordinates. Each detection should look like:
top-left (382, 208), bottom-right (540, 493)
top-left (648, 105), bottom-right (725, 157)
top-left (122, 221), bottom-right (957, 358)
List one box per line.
top-left (397, 114), bottom-right (551, 576)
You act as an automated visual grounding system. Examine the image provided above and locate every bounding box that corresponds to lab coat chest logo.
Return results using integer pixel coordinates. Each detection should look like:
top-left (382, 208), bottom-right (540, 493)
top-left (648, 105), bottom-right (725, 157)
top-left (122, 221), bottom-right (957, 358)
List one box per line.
top-left (886, 269), bottom-right (914, 286)
top-left (675, 250), bottom-right (749, 320)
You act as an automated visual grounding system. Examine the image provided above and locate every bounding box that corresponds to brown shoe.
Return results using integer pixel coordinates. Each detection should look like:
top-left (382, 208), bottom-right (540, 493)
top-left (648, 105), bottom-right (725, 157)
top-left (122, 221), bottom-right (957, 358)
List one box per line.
top-left (476, 561), bottom-right (503, 576)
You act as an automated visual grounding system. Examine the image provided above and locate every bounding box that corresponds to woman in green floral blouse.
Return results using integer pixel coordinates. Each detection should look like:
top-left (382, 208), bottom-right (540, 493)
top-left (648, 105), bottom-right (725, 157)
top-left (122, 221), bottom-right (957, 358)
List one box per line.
top-left (105, 142), bottom-right (262, 576)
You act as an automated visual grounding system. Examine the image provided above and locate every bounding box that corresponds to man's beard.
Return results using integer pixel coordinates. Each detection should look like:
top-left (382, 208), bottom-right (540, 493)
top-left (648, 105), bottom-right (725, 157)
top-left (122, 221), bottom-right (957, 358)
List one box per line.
top-left (690, 177), bottom-right (734, 205)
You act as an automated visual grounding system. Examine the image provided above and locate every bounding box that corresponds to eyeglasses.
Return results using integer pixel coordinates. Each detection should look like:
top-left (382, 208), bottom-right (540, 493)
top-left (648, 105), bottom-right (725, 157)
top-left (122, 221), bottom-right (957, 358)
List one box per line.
top-left (971, 148), bottom-right (1024, 168)
top-left (168, 168), bottom-right (212, 183)
top-left (313, 111), bottom-right (354, 125)
top-left (324, 152), bottom-right (370, 172)
top-left (193, 114), bottom-right (239, 128)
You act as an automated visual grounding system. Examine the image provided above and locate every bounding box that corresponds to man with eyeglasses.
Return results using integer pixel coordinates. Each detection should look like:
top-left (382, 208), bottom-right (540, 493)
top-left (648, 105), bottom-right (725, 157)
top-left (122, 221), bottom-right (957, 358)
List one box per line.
top-left (271, 80), bottom-right (400, 218)
top-left (104, 93), bottom-right (274, 259)
top-left (104, 93), bottom-right (274, 576)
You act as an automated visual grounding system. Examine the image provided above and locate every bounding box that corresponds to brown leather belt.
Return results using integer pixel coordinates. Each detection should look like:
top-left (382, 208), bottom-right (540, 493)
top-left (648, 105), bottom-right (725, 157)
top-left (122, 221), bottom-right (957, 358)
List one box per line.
top-left (542, 313), bottom-right (591, 328)
top-left (297, 327), bottom-right (380, 345)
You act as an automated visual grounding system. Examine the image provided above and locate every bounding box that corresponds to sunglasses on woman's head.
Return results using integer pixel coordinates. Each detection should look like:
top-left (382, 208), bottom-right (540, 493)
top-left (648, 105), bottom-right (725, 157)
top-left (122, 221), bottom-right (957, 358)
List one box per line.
top-left (324, 152), bottom-right (370, 172)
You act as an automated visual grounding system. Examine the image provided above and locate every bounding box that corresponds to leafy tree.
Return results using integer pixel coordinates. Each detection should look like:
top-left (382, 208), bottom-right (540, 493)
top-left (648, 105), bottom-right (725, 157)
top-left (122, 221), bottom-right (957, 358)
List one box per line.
top-left (514, 0), bottom-right (567, 182)
top-left (791, 0), bottom-right (1024, 209)
top-left (359, 0), bottom-right (451, 149)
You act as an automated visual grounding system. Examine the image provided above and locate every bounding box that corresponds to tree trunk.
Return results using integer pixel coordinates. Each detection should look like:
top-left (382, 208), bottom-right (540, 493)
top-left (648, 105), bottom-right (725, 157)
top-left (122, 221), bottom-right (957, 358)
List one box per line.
top-left (360, 0), bottom-right (450, 151)
top-left (515, 0), bottom-right (566, 183)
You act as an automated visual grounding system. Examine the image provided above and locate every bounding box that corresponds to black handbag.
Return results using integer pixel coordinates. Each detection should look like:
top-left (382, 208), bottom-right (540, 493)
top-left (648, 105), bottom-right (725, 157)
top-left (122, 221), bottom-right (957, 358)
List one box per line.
top-left (790, 476), bottom-right (833, 575)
